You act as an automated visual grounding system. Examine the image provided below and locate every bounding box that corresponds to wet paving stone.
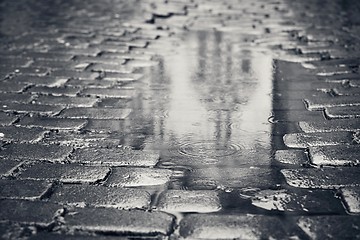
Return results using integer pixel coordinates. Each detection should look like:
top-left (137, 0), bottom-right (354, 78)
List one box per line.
top-left (33, 95), bottom-right (99, 107)
top-left (0, 82), bottom-right (30, 93)
top-left (304, 95), bottom-right (360, 111)
top-left (299, 119), bottom-right (360, 132)
top-left (0, 103), bottom-right (64, 116)
top-left (58, 107), bottom-right (132, 120)
top-left (157, 190), bottom-right (221, 213)
top-left (283, 131), bottom-right (355, 148)
top-left (179, 214), bottom-right (302, 239)
top-left (0, 112), bottom-right (18, 126)
top-left (0, 159), bottom-right (23, 177)
top-left (0, 93), bottom-right (34, 104)
top-left (17, 116), bottom-right (87, 130)
top-left (249, 189), bottom-right (343, 213)
top-left (274, 150), bottom-right (309, 166)
top-left (0, 199), bottom-right (62, 227)
top-left (309, 145), bottom-right (360, 166)
top-left (20, 163), bottom-right (110, 183)
top-left (105, 167), bottom-right (176, 187)
top-left (26, 86), bottom-right (81, 97)
top-left (340, 187), bottom-right (360, 214)
top-left (50, 184), bottom-right (150, 209)
top-left (325, 105), bottom-right (360, 119)
top-left (69, 148), bottom-right (160, 167)
top-left (0, 143), bottom-right (72, 161)
top-left (296, 216), bottom-right (360, 239)
top-left (80, 88), bottom-right (136, 99)
top-left (0, 126), bottom-right (48, 143)
top-left (28, 232), bottom-right (129, 240)
top-left (63, 207), bottom-right (174, 236)
top-left (10, 75), bottom-right (69, 87)
top-left (0, 179), bottom-right (52, 200)
top-left (281, 168), bottom-right (360, 189)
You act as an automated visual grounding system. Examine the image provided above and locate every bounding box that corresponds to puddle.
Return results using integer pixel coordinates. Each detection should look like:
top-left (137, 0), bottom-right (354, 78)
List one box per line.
top-left (126, 29), bottom-right (280, 202)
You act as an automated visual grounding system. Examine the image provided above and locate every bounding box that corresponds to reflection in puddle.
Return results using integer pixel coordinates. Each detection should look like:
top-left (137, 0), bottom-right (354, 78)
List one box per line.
top-left (133, 30), bottom-right (277, 195)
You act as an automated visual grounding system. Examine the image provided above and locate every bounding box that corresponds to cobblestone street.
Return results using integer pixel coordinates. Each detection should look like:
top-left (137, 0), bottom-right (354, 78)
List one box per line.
top-left (0, 0), bottom-right (360, 239)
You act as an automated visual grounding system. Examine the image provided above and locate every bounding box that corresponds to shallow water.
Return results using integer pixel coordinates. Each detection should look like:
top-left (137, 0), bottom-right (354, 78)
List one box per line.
top-left (128, 30), bottom-right (280, 198)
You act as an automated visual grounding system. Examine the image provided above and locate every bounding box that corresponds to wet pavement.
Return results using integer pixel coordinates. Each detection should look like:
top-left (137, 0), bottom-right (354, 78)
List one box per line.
top-left (0, 0), bottom-right (360, 239)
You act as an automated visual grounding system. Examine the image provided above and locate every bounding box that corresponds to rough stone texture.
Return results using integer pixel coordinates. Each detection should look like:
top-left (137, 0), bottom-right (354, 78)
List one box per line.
top-left (0, 112), bottom-right (18, 126)
top-left (274, 150), bottom-right (309, 165)
top-left (58, 107), bottom-right (132, 119)
top-left (0, 159), bottom-right (23, 177)
top-left (299, 119), bottom-right (360, 132)
top-left (304, 95), bottom-right (360, 111)
top-left (0, 103), bottom-right (63, 116)
top-left (283, 132), bottom-right (355, 148)
top-left (0, 143), bottom-right (72, 161)
top-left (0, 199), bottom-right (62, 227)
top-left (340, 187), bottom-right (360, 214)
top-left (81, 88), bottom-right (136, 98)
top-left (297, 216), bottom-right (360, 240)
top-left (50, 184), bottom-right (150, 209)
top-left (69, 148), bottom-right (160, 166)
top-left (325, 105), bottom-right (360, 119)
top-left (309, 145), bottom-right (360, 166)
top-left (250, 189), bottom-right (343, 213)
top-left (19, 163), bottom-right (110, 183)
top-left (33, 95), bottom-right (99, 107)
top-left (28, 232), bottom-right (129, 240)
top-left (0, 126), bottom-right (48, 143)
top-left (17, 116), bottom-right (87, 130)
top-left (157, 190), bottom-right (221, 213)
top-left (281, 168), bottom-right (360, 189)
top-left (63, 207), bottom-right (174, 236)
top-left (26, 86), bottom-right (81, 97)
top-left (0, 179), bottom-right (53, 200)
top-left (179, 214), bottom-right (301, 239)
top-left (106, 167), bottom-right (175, 187)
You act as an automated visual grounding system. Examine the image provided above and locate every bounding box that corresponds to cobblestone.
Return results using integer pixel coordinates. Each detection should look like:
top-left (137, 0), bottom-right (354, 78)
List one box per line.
top-left (179, 214), bottom-right (301, 239)
top-left (309, 145), bottom-right (360, 166)
top-left (27, 86), bottom-right (81, 97)
top-left (0, 199), bottom-right (62, 227)
top-left (81, 88), bottom-right (136, 99)
top-left (69, 148), bottom-right (160, 167)
top-left (0, 179), bottom-right (53, 200)
top-left (281, 168), bottom-right (360, 189)
top-left (33, 95), bottom-right (98, 107)
top-left (0, 159), bottom-right (23, 177)
top-left (17, 116), bottom-right (87, 130)
top-left (340, 187), bottom-right (360, 214)
top-left (249, 189), bottom-right (343, 213)
top-left (325, 105), bottom-right (360, 119)
top-left (20, 163), bottom-right (110, 183)
top-left (283, 131), bottom-right (356, 148)
top-left (0, 126), bottom-right (48, 143)
top-left (0, 112), bottom-right (18, 126)
top-left (50, 184), bottom-right (150, 209)
top-left (63, 207), bottom-right (174, 236)
top-left (9, 76), bottom-right (68, 87)
top-left (0, 143), bottom-right (72, 161)
top-left (297, 216), bottom-right (360, 239)
top-left (299, 119), bottom-right (360, 132)
top-left (157, 190), bottom-right (221, 213)
top-left (274, 149), bottom-right (309, 166)
top-left (58, 107), bottom-right (132, 119)
top-left (0, 103), bottom-right (64, 116)
top-left (105, 167), bottom-right (176, 187)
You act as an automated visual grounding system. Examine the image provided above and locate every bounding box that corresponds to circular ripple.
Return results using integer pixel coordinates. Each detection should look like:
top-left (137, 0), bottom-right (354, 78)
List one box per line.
top-left (178, 141), bottom-right (241, 158)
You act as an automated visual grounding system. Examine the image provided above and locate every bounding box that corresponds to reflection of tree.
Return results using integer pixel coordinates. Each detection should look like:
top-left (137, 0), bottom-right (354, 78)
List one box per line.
top-left (191, 31), bottom-right (258, 145)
